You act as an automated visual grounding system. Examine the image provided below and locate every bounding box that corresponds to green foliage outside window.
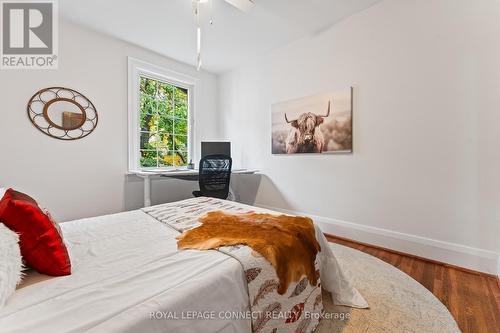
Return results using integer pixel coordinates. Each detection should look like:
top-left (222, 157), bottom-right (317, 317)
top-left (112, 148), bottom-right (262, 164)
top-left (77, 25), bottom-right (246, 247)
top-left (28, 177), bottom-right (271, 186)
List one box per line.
top-left (139, 77), bottom-right (189, 168)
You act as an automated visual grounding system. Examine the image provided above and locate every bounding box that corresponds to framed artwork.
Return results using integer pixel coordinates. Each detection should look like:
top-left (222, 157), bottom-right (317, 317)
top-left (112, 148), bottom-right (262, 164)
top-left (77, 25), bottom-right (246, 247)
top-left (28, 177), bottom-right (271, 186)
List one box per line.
top-left (271, 87), bottom-right (353, 154)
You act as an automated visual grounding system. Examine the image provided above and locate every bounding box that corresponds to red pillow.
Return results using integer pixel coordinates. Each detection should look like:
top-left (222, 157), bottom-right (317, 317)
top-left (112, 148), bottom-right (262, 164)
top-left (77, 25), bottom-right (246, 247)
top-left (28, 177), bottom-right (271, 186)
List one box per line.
top-left (0, 189), bottom-right (71, 276)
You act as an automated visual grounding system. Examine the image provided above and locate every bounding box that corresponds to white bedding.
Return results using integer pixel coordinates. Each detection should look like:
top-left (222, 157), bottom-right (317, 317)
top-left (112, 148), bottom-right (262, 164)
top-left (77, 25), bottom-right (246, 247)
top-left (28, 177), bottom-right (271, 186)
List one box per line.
top-left (1, 210), bottom-right (251, 333)
top-left (0, 201), bottom-right (366, 333)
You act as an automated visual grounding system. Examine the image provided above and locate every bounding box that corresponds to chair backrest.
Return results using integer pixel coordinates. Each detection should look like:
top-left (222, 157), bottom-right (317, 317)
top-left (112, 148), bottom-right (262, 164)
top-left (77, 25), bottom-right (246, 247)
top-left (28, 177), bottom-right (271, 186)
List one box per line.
top-left (198, 154), bottom-right (232, 199)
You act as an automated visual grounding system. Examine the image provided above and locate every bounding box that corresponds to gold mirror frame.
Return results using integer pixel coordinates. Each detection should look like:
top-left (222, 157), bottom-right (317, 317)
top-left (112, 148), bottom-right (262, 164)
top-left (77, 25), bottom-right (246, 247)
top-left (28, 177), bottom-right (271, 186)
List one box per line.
top-left (27, 87), bottom-right (98, 140)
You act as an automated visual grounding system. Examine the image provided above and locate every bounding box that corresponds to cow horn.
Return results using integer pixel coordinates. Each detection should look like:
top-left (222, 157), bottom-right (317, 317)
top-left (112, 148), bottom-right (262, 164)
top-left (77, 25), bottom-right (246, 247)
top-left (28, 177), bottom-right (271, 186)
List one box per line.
top-left (284, 113), bottom-right (296, 123)
top-left (319, 101), bottom-right (331, 118)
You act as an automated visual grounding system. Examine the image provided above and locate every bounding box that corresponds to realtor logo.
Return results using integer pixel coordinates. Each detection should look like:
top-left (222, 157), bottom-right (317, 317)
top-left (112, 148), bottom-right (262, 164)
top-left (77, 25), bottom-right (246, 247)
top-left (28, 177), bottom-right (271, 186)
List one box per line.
top-left (1, 0), bottom-right (58, 69)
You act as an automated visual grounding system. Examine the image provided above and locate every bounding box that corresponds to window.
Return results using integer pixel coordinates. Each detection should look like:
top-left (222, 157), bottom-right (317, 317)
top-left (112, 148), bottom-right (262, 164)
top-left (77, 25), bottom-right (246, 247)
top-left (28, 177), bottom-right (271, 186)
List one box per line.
top-left (139, 77), bottom-right (189, 168)
top-left (128, 58), bottom-right (196, 171)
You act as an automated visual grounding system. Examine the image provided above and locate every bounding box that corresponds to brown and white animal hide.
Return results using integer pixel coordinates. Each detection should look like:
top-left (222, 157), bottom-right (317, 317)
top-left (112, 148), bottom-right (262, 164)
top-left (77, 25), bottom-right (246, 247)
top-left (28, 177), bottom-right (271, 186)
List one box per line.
top-left (177, 211), bottom-right (321, 294)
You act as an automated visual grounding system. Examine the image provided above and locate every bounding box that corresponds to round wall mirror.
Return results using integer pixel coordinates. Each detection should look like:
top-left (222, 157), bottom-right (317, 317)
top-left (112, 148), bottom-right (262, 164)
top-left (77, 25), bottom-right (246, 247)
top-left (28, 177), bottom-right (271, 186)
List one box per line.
top-left (45, 99), bottom-right (86, 130)
top-left (27, 87), bottom-right (98, 140)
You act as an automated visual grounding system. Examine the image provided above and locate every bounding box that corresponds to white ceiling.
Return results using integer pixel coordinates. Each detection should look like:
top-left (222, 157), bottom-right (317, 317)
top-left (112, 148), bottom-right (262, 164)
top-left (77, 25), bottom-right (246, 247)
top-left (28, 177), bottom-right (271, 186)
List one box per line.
top-left (61, 0), bottom-right (382, 73)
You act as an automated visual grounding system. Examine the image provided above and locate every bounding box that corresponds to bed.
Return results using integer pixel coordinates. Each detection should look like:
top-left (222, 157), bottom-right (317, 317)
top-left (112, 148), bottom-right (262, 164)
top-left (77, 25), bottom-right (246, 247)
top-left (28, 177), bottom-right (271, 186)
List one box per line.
top-left (0, 198), bottom-right (366, 333)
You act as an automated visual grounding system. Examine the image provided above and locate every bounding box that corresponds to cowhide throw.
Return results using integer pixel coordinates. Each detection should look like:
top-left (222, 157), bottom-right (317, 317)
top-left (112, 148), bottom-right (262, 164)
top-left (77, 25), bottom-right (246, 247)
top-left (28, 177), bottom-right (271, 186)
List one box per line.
top-left (143, 197), bottom-right (323, 333)
top-left (177, 211), bottom-right (320, 295)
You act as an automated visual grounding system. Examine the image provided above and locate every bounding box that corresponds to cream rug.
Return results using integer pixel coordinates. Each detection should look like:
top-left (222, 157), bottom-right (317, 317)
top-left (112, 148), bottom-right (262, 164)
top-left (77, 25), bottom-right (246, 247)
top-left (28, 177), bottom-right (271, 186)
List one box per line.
top-left (315, 244), bottom-right (461, 333)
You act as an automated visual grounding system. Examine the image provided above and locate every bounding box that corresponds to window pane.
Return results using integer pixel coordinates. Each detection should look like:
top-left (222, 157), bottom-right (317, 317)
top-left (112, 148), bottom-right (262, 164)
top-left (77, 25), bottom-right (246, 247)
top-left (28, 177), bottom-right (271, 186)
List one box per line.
top-left (158, 151), bottom-right (175, 167)
top-left (140, 76), bottom-right (146, 93)
top-left (157, 115), bottom-right (173, 134)
top-left (158, 82), bottom-right (174, 102)
top-left (175, 151), bottom-right (188, 167)
top-left (140, 150), bottom-right (158, 168)
top-left (140, 131), bottom-right (157, 150)
top-left (157, 133), bottom-right (173, 151)
top-left (174, 118), bottom-right (188, 136)
top-left (142, 131), bottom-right (171, 150)
top-left (140, 77), bottom-right (157, 96)
top-left (158, 98), bottom-right (173, 119)
top-left (140, 94), bottom-right (157, 132)
top-left (174, 87), bottom-right (188, 119)
top-left (173, 135), bottom-right (187, 151)
top-left (142, 114), bottom-right (161, 133)
top-left (140, 113), bottom-right (156, 132)
top-left (140, 94), bottom-right (157, 114)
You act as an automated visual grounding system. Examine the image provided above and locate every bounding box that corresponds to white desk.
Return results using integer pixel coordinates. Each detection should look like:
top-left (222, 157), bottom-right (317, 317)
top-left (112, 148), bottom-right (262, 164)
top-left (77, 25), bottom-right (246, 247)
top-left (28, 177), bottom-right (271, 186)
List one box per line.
top-left (130, 169), bottom-right (259, 207)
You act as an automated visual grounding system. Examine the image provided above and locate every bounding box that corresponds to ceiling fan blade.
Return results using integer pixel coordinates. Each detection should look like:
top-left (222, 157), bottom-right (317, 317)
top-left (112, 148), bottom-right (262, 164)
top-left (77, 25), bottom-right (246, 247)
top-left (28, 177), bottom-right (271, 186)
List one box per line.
top-left (225, 0), bottom-right (255, 12)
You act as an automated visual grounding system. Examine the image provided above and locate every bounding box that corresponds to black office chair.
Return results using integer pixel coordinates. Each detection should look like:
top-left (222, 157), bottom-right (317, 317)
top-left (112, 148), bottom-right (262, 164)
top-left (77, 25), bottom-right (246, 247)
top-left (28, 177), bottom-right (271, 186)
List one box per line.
top-left (193, 154), bottom-right (232, 199)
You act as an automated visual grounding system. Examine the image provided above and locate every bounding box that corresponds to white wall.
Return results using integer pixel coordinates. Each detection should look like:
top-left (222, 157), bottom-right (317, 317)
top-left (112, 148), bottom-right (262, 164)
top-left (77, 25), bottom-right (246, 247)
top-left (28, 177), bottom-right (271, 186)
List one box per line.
top-left (218, 0), bottom-right (500, 274)
top-left (0, 21), bottom-right (220, 221)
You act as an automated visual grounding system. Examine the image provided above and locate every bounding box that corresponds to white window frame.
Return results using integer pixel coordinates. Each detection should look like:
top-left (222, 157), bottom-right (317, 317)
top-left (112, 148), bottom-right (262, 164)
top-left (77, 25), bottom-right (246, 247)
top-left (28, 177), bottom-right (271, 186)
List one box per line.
top-left (128, 57), bottom-right (196, 172)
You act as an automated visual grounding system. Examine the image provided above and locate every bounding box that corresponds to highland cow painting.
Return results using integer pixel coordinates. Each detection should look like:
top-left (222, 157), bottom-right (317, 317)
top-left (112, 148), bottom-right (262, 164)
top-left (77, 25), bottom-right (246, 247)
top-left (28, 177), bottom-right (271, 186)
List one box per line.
top-left (271, 88), bottom-right (353, 154)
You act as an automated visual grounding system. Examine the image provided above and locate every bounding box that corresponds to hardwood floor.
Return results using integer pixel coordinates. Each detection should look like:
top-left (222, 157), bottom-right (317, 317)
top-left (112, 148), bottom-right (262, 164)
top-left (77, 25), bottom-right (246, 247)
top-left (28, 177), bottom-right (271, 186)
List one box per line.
top-left (325, 234), bottom-right (500, 333)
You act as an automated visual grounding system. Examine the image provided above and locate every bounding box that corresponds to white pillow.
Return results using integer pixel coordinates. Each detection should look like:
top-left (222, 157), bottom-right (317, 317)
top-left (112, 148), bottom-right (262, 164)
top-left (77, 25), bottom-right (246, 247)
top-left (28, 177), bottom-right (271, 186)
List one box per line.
top-left (0, 187), bottom-right (5, 199)
top-left (0, 223), bottom-right (23, 309)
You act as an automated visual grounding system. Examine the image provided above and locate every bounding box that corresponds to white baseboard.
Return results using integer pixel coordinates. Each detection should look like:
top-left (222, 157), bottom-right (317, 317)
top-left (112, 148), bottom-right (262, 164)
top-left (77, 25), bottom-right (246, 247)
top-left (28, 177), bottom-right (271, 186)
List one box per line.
top-left (256, 204), bottom-right (500, 277)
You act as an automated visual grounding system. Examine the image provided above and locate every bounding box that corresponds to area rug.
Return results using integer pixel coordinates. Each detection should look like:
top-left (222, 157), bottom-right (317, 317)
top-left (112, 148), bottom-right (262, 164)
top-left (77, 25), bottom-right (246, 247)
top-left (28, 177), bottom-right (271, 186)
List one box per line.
top-left (315, 243), bottom-right (461, 333)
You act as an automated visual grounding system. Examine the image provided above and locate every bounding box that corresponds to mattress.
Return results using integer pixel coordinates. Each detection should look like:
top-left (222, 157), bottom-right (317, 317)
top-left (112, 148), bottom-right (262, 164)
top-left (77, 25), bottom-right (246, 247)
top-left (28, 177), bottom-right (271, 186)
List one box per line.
top-left (0, 200), bottom-right (366, 333)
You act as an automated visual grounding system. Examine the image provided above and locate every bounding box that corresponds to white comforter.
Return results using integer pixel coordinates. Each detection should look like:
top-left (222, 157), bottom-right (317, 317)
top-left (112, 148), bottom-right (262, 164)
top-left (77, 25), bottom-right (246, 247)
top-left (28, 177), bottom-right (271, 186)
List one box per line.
top-left (0, 203), bottom-right (366, 333)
